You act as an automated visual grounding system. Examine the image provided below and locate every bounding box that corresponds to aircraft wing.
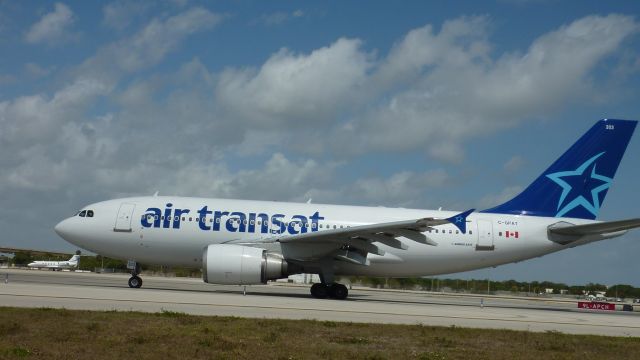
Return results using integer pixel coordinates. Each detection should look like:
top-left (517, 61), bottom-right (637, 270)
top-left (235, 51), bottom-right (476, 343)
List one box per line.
top-left (265, 209), bottom-right (475, 265)
top-left (549, 218), bottom-right (640, 236)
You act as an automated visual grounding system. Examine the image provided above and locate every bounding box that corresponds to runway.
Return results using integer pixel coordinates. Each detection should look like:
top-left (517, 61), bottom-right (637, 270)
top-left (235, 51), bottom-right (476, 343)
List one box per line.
top-left (1, 269), bottom-right (638, 337)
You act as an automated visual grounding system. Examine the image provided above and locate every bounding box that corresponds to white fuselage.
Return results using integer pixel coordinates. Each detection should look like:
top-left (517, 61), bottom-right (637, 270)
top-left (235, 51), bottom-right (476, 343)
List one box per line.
top-left (53, 196), bottom-right (616, 277)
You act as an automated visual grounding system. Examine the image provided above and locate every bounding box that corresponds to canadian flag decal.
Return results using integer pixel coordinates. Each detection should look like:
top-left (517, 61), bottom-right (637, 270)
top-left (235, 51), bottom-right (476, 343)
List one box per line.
top-left (505, 231), bottom-right (519, 238)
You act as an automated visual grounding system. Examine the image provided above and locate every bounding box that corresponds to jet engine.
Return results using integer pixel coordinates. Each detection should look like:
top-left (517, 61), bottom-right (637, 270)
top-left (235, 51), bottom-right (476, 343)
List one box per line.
top-left (202, 244), bottom-right (290, 285)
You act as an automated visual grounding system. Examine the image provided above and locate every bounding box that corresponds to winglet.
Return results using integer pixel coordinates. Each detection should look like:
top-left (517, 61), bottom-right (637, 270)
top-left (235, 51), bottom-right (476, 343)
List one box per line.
top-left (446, 209), bottom-right (474, 234)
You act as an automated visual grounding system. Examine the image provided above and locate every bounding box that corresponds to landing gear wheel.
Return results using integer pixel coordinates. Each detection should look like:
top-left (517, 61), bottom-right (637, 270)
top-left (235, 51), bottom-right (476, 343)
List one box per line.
top-left (310, 283), bottom-right (328, 298)
top-left (329, 283), bottom-right (348, 300)
top-left (128, 275), bottom-right (143, 288)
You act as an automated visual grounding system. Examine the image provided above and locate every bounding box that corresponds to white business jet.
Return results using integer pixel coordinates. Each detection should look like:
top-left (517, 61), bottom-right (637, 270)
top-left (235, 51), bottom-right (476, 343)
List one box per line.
top-left (28, 254), bottom-right (80, 270)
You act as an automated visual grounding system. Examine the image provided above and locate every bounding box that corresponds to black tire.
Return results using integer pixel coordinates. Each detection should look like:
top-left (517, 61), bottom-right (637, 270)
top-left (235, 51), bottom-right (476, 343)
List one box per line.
top-left (310, 283), bottom-right (328, 298)
top-left (128, 276), bottom-right (143, 288)
top-left (329, 283), bottom-right (348, 300)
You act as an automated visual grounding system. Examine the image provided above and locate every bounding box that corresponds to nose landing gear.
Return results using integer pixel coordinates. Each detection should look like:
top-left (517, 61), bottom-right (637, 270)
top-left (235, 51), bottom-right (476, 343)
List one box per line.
top-left (128, 275), bottom-right (143, 288)
top-left (127, 261), bottom-right (143, 288)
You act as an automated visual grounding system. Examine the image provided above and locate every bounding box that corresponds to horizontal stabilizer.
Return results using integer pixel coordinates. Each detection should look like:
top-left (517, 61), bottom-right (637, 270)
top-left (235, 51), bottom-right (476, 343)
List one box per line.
top-left (549, 218), bottom-right (640, 236)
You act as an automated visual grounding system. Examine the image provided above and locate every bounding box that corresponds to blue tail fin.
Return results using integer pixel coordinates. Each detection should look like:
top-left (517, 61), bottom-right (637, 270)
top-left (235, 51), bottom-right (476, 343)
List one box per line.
top-left (447, 209), bottom-right (475, 234)
top-left (483, 119), bottom-right (637, 219)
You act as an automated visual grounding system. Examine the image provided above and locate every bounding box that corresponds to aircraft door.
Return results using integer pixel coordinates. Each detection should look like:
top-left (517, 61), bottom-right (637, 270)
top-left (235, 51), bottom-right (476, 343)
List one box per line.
top-left (114, 203), bottom-right (136, 232)
top-left (475, 220), bottom-right (495, 251)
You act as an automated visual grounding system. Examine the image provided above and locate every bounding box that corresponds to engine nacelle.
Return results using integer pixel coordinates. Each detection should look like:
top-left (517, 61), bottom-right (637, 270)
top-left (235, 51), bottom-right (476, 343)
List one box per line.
top-left (202, 244), bottom-right (289, 285)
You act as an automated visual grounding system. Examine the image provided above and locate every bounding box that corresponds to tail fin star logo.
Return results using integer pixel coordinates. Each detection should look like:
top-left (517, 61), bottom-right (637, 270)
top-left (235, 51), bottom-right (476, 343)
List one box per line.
top-left (545, 152), bottom-right (612, 218)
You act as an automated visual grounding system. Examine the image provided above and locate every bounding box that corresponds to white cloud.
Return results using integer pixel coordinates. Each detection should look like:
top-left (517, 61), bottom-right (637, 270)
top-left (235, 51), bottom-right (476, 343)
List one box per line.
top-left (3, 14), bottom-right (636, 205)
top-left (102, 0), bottom-right (150, 31)
top-left (0, 78), bottom-right (109, 146)
top-left (1, 7), bottom-right (223, 194)
top-left (78, 7), bottom-right (223, 85)
top-left (112, 7), bottom-right (222, 72)
top-left (0, 73), bottom-right (16, 85)
top-left (332, 15), bottom-right (638, 161)
top-left (216, 38), bottom-right (372, 126)
top-left (259, 9), bottom-right (305, 26)
top-left (261, 12), bottom-right (289, 26)
top-left (503, 155), bottom-right (524, 173)
top-left (25, 2), bottom-right (77, 45)
top-left (476, 185), bottom-right (524, 210)
top-left (24, 62), bottom-right (52, 78)
top-left (340, 170), bottom-right (450, 207)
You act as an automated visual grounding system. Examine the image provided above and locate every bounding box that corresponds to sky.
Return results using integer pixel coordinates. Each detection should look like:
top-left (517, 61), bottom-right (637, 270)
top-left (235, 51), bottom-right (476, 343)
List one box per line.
top-left (1, 0), bottom-right (640, 286)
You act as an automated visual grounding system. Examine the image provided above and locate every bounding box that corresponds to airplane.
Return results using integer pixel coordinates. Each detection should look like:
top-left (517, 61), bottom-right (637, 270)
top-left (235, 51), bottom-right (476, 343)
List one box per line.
top-left (28, 254), bottom-right (80, 270)
top-left (53, 119), bottom-right (640, 299)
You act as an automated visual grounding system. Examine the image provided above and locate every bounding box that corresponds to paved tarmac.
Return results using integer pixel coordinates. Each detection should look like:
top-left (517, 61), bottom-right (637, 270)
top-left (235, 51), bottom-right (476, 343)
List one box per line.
top-left (1, 269), bottom-right (638, 337)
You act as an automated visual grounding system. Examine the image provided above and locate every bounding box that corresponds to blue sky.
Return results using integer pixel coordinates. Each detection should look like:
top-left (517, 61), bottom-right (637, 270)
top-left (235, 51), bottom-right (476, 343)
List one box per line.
top-left (1, 1), bottom-right (640, 286)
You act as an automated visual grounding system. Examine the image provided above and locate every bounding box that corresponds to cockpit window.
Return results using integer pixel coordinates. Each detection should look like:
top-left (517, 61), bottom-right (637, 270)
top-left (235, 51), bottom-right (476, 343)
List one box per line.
top-left (79, 210), bottom-right (87, 217)
top-left (87, 210), bottom-right (94, 217)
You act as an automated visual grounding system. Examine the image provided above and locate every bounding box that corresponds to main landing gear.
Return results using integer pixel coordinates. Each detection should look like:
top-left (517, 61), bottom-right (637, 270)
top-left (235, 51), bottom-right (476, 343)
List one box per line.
top-left (310, 283), bottom-right (348, 300)
top-left (128, 261), bottom-right (143, 289)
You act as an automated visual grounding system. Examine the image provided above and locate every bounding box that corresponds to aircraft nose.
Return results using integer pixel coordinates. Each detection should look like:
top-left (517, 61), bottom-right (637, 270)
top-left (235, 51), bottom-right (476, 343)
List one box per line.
top-left (54, 218), bottom-right (73, 239)
top-left (54, 216), bottom-right (90, 249)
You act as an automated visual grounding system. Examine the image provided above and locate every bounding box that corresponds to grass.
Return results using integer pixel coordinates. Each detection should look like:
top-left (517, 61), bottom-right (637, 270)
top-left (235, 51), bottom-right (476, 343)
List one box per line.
top-left (0, 307), bottom-right (639, 359)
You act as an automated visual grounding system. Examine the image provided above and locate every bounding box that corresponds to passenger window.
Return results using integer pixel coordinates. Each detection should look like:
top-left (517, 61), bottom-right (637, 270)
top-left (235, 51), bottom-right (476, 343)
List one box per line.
top-left (499, 232), bottom-right (502, 236)
top-left (79, 210), bottom-right (86, 217)
top-left (435, 229), bottom-right (438, 233)
top-left (469, 230), bottom-right (472, 235)
top-left (189, 217), bottom-right (193, 222)
top-left (181, 217), bottom-right (185, 221)
top-left (175, 216), bottom-right (179, 221)
top-left (155, 215), bottom-right (158, 220)
top-left (250, 220), bottom-right (254, 225)
top-left (449, 230), bottom-right (452, 234)
top-left (258, 221), bottom-right (262, 226)
top-left (333, 225), bottom-right (337, 229)
top-left (312, 223), bottom-right (317, 228)
top-left (456, 230), bottom-right (459, 234)
top-left (161, 216), bottom-right (165, 220)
